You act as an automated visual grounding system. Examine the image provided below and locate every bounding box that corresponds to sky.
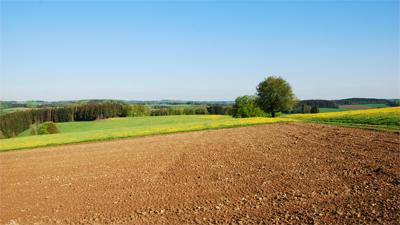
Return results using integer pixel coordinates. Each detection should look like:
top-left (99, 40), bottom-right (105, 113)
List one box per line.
top-left (0, 0), bottom-right (399, 101)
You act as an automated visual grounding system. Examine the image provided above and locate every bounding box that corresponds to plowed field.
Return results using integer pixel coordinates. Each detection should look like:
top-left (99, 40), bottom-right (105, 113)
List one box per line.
top-left (1, 123), bottom-right (399, 224)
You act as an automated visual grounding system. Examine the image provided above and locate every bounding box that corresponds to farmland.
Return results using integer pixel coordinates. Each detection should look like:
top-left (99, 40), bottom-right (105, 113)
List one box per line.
top-left (1, 123), bottom-right (399, 224)
top-left (1, 1), bottom-right (398, 224)
top-left (0, 115), bottom-right (294, 152)
top-left (288, 107), bottom-right (400, 130)
top-left (0, 107), bottom-right (398, 152)
top-left (1, 103), bottom-right (398, 225)
top-left (319, 103), bottom-right (390, 113)
top-left (319, 107), bottom-right (353, 112)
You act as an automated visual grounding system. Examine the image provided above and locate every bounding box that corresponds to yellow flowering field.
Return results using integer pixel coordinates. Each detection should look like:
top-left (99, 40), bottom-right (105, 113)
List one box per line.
top-left (1, 107), bottom-right (398, 152)
top-left (287, 106), bottom-right (400, 129)
top-left (0, 115), bottom-right (295, 152)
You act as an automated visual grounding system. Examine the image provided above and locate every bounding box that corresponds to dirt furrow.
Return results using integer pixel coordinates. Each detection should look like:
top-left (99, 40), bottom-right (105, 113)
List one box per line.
top-left (0, 123), bottom-right (399, 224)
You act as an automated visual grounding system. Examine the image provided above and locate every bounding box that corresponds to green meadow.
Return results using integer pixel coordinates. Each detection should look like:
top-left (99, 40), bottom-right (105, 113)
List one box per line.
top-left (1, 115), bottom-right (293, 152)
top-left (319, 108), bottom-right (352, 113)
top-left (1, 107), bottom-right (399, 152)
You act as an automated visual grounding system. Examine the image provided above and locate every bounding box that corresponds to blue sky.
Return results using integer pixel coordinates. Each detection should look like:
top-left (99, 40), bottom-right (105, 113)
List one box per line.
top-left (1, 0), bottom-right (399, 101)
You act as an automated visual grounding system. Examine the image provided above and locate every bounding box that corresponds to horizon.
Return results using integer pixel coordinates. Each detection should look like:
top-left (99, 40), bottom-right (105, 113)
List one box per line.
top-left (1, 97), bottom-right (399, 103)
top-left (1, 1), bottom-right (399, 101)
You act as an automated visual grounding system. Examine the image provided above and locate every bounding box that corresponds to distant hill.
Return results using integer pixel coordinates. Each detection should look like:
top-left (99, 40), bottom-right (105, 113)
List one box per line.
top-left (127, 100), bottom-right (233, 106)
top-left (332, 98), bottom-right (393, 105)
top-left (298, 100), bottom-right (337, 108)
top-left (297, 98), bottom-right (399, 108)
top-left (1, 98), bottom-right (398, 112)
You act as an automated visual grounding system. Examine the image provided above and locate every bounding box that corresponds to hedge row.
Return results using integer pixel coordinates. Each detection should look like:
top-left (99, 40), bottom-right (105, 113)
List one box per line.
top-left (150, 105), bottom-right (233, 116)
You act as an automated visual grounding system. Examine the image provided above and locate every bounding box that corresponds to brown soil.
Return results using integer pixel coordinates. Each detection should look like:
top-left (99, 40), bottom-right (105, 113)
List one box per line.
top-left (0, 123), bottom-right (399, 224)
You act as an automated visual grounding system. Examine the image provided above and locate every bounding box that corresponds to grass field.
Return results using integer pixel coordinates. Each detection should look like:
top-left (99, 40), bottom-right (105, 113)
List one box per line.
top-left (319, 103), bottom-right (390, 112)
top-left (288, 107), bottom-right (400, 130)
top-left (319, 107), bottom-right (352, 112)
top-left (352, 103), bottom-right (388, 108)
top-left (1, 115), bottom-right (294, 151)
top-left (1, 107), bottom-right (399, 152)
top-left (18, 115), bottom-right (293, 137)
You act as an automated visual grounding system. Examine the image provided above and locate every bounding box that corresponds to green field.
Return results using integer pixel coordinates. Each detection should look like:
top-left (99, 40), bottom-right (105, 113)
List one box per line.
top-left (288, 107), bottom-right (400, 130)
top-left (1, 107), bottom-right (399, 152)
top-left (319, 108), bottom-right (352, 112)
top-left (352, 103), bottom-right (388, 108)
top-left (1, 115), bottom-right (294, 152)
top-left (319, 103), bottom-right (390, 113)
top-left (17, 115), bottom-right (274, 137)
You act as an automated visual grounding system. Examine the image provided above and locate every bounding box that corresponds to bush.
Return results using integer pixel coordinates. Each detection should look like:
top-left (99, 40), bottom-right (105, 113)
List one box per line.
top-left (30, 124), bottom-right (38, 135)
top-left (233, 96), bottom-right (266, 118)
top-left (37, 122), bottom-right (59, 135)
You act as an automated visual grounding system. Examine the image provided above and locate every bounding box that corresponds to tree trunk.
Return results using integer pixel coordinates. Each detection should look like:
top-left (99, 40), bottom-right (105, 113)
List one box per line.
top-left (271, 111), bottom-right (275, 117)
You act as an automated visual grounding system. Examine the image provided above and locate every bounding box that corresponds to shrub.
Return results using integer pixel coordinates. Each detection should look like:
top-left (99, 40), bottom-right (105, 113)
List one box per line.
top-left (37, 122), bottom-right (59, 135)
top-left (233, 96), bottom-right (266, 118)
top-left (46, 122), bottom-right (59, 134)
top-left (30, 124), bottom-right (38, 135)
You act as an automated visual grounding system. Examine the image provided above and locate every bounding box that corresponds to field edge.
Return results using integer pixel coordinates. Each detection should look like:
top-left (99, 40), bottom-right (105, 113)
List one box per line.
top-left (0, 121), bottom-right (294, 153)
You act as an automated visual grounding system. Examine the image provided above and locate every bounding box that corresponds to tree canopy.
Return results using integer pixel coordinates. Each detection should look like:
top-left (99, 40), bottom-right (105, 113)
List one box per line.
top-left (232, 96), bottom-right (266, 118)
top-left (256, 76), bottom-right (296, 117)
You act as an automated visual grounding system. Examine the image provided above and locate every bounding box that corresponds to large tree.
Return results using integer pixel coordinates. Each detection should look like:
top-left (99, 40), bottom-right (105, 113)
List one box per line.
top-left (256, 76), bottom-right (296, 117)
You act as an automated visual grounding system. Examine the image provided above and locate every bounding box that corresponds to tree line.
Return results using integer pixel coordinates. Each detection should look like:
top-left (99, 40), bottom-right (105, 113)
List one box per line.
top-left (0, 102), bottom-right (128, 138)
top-left (297, 100), bottom-right (338, 108)
top-left (297, 98), bottom-right (399, 108)
top-left (141, 105), bottom-right (232, 116)
top-left (333, 98), bottom-right (393, 105)
top-left (0, 103), bottom-right (234, 138)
